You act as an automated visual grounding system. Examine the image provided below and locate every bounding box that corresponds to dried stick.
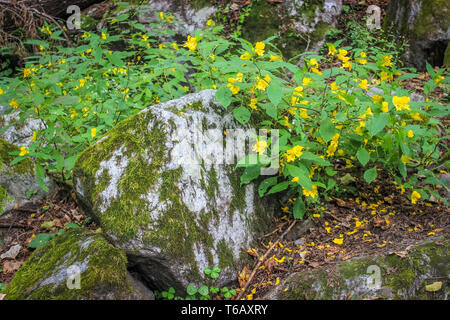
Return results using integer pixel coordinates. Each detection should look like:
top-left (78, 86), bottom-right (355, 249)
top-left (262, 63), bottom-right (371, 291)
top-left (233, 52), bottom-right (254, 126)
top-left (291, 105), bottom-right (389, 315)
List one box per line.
top-left (235, 219), bottom-right (297, 300)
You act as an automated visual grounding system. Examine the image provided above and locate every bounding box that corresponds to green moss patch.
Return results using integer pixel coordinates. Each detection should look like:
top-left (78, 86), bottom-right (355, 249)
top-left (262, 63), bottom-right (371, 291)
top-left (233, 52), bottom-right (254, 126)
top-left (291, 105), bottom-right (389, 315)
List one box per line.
top-left (4, 229), bottom-right (133, 300)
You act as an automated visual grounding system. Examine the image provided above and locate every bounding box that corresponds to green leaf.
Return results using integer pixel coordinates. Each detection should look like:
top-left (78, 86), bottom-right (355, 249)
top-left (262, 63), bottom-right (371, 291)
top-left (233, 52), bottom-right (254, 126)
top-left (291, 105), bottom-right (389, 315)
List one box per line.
top-left (293, 198), bottom-right (305, 219)
top-left (368, 113), bottom-right (389, 136)
top-left (240, 165), bottom-right (260, 186)
top-left (28, 233), bottom-right (56, 249)
top-left (198, 285), bottom-right (209, 296)
top-left (301, 151), bottom-right (331, 166)
top-left (319, 118), bottom-right (336, 142)
top-left (53, 95), bottom-right (80, 105)
top-left (325, 167), bottom-right (337, 176)
top-left (286, 164), bottom-right (312, 190)
top-left (186, 285), bottom-right (197, 296)
top-left (215, 87), bottom-right (232, 108)
top-left (64, 222), bottom-right (80, 229)
top-left (267, 181), bottom-right (290, 195)
top-left (363, 167), bottom-right (377, 184)
top-left (233, 106), bottom-right (251, 125)
top-left (267, 82), bottom-right (282, 106)
top-left (356, 148), bottom-right (370, 167)
top-left (258, 177), bottom-right (277, 197)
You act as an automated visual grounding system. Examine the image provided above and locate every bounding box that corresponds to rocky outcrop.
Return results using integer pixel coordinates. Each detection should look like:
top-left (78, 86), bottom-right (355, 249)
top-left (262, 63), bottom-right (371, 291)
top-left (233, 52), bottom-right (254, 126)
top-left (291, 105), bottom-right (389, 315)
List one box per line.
top-left (3, 229), bottom-right (154, 300)
top-left (137, 0), bottom-right (342, 59)
top-left (0, 138), bottom-right (53, 215)
top-left (384, 0), bottom-right (450, 71)
top-left (73, 90), bottom-right (276, 294)
top-left (266, 237), bottom-right (449, 300)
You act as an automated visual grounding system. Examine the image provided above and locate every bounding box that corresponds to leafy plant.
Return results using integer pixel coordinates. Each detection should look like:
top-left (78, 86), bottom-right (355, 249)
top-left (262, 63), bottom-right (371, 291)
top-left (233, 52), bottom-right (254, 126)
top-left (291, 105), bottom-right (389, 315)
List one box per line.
top-left (204, 265), bottom-right (221, 279)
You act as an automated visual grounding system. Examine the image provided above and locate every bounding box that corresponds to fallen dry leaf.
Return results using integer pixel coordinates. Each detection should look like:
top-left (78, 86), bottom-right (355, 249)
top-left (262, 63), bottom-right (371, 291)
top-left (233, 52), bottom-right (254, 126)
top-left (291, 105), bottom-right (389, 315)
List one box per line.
top-left (3, 260), bottom-right (23, 273)
top-left (238, 265), bottom-right (249, 288)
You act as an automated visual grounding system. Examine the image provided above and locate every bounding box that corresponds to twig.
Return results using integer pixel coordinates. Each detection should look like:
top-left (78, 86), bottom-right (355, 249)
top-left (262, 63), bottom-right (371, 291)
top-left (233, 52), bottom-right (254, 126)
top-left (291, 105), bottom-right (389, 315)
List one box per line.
top-left (0, 223), bottom-right (33, 229)
top-left (235, 220), bottom-right (297, 300)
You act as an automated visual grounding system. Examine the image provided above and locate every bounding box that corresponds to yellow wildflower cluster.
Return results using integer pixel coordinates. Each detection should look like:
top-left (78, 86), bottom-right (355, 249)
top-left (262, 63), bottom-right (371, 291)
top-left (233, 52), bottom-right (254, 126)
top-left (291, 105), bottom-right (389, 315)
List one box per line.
top-left (159, 12), bottom-right (175, 23)
top-left (40, 25), bottom-right (52, 35)
top-left (326, 133), bottom-right (340, 157)
top-left (392, 96), bottom-right (410, 111)
top-left (183, 35), bottom-right (197, 51)
top-left (254, 42), bottom-right (265, 56)
top-left (19, 146), bottom-right (29, 157)
top-left (285, 145), bottom-right (304, 162)
top-left (252, 139), bottom-right (268, 155)
top-left (255, 74), bottom-right (271, 91)
top-left (308, 58), bottom-right (322, 75)
top-left (337, 49), bottom-right (352, 71)
top-left (357, 52), bottom-right (367, 65)
top-left (302, 185), bottom-right (318, 198)
top-left (227, 73), bottom-right (243, 95)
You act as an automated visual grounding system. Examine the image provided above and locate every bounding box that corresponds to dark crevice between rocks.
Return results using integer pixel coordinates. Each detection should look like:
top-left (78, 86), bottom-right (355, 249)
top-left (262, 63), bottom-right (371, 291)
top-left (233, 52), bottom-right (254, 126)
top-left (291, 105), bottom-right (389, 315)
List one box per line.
top-left (126, 254), bottom-right (186, 296)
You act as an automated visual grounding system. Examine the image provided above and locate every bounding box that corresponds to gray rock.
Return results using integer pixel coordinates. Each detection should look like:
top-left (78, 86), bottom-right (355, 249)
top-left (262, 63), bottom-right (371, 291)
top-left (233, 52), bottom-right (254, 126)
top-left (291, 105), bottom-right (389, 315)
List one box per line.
top-left (0, 138), bottom-right (54, 215)
top-left (139, 0), bottom-right (218, 39)
top-left (384, 0), bottom-right (450, 71)
top-left (73, 90), bottom-right (276, 293)
top-left (266, 237), bottom-right (449, 300)
top-left (0, 244), bottom-right (21, 260)
top-left (0, 105), bottom-right (44, 149)
top-left (3, 229), bottom-right (154, 300)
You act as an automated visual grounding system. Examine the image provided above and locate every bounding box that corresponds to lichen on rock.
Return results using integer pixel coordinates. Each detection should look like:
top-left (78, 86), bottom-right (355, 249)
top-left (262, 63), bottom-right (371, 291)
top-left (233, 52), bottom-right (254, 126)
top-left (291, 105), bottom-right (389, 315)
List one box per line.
top-left (4, 229), bottom-right (154, 300)
top-left (73, 90), bottom-right (275, 293)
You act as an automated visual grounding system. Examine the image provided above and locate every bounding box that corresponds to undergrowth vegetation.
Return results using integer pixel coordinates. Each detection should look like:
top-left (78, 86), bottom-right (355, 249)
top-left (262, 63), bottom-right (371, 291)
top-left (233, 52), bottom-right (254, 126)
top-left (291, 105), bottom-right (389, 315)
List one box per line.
top-left (0, 3), bottom-right (449, 219)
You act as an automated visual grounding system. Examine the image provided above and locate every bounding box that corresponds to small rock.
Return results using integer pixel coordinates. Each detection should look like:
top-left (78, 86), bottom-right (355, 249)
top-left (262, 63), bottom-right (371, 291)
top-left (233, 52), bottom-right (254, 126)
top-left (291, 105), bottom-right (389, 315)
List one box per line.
top-left (286, 220), bottom-right (314, 242)
top-left (1, 244), bottom-right (21, 260)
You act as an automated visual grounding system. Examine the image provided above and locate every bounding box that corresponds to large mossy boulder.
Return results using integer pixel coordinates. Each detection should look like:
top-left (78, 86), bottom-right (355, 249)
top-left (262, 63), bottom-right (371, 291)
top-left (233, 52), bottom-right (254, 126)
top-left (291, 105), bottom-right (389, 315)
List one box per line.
top-left (267, 237), bottom-right (449, 300)
top-left (384, 0), bottom-right (450, 71)
top-left (73, 90), bottom-right (275, 293)
top-left (0, 138), bottom-right (53, 215)
top-left (4, 229), bottom-right (154, 300)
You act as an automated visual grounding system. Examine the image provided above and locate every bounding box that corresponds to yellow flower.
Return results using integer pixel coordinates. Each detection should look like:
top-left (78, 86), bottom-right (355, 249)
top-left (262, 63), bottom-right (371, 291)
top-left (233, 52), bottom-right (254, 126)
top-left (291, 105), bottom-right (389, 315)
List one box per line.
top-left (358, 79), bottom-right (369, 90)
top-left (227, 83), bottom-right (240, 95)
top-left (392, 96), bottom-right (411, 111)
top-left (372, 95), bottom-right (383, 104)
top-left (411, 191), bottom-right (421, 204)
top-left (333, 237), bottom-right (343, 245)
top-left (291, 176), bottom-right (299, 182)
top-left (256, 74), bottom-right (270, 91)
top-left (159, 12), bottom-right (164, 20)
top-left (357, 59), bottom-right (367, 65)
top-left (434, 75), bottom-right (444, 83)
top-left (328, 44), bottom-right (337, 56)
top-left (360, 52), bottom-right (367, 58)
top-left (381, 55), bottom-right (393, 67)
top-left (101, 32), bottom-right (107, 40)
top-left (9, 98), bottom-right (19, 109)
top-left (407, 130), bottom-right (414, 138)
top-left (19, 146), bottom-right (29, 157)
top-left (302, 78), bottom-right (312, 86)
top-left (381, 101), bottom-right (389, 112)
top-left (23, 68), bottom-right (32, 78)
top-left (207, 19), bottom-right (214, 26)
top-left (410, 112), bottom-right (422, 121)
top-left (270, 54), bottom-right (280, 62)
top-left (252, 139), bottom-right (268, 155)
top-left (302, 185), bottom-right (318, 198)
top-left (380, 71), bottom-right (393, 82)
top-left (31, 131), bottom-right (37, 142)
top-left (0, 87), bottom-right (4, 95)
top-left (254, 42), bottom-right (265, 56)
top-left (326, 133), bottom-right (340, 157)
top-left (183, 35), bottom-right (197, 51)
top-left (91, 128), bottom-right (97, 138)
top-left (249, 98), bottom-right (258, 110)
top-left (240, 51), bottom-right (252, 60)
top-left (171, 42), bottom-right (179, 50)
top-left (401, 154), bottom-right (411, 164)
